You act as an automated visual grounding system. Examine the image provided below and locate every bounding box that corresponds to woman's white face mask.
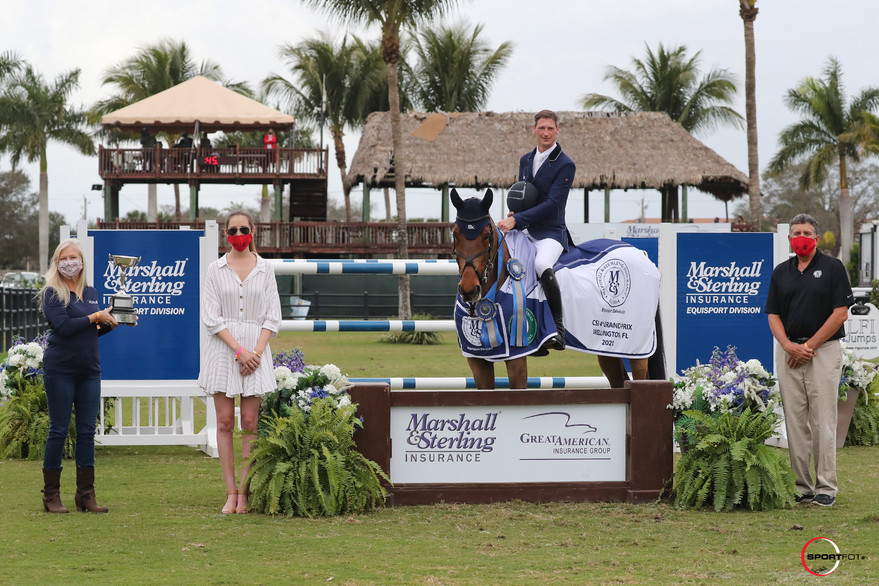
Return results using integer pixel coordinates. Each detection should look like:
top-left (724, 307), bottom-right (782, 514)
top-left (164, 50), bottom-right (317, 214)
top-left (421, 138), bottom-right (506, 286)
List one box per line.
top-left (57, 258), bottom-right (83, 279)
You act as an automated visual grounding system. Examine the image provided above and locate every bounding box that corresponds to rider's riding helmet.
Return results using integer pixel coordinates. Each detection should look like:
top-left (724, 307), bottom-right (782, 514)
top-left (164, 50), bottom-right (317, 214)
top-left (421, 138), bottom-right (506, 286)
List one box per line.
top-left (507, 181), bottom-right (539, 213)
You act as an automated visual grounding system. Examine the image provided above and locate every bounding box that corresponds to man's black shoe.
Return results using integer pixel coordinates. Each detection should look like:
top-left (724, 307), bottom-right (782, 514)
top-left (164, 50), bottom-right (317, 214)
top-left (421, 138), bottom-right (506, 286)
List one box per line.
top-left (795, 493), bottom-right (815, 504)
top-left (811, 494), bottom-right (835, 507)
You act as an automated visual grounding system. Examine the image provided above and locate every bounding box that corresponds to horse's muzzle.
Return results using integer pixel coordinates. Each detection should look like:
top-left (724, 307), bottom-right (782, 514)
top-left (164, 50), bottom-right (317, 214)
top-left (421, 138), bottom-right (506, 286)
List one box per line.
top-left (458, 284), bottom-right (481, 303)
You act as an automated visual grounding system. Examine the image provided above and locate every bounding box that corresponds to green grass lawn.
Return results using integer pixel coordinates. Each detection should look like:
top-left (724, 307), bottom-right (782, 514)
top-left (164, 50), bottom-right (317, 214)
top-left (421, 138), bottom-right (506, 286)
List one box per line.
top-left (3, 445), bottom-right (878, 584)
top-left (272, 331), bottom-right (606, 379)
top-left (4, 334), bottom-right (879, 583)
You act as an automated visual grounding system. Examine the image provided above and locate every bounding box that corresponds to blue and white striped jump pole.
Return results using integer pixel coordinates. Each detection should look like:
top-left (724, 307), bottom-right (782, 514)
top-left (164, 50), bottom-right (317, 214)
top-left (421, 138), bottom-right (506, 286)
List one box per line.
top-left (271, 258), bottom-right (459, 276)
top-left (280, 320), bottom-right (455, 332)
top-left (349, 376), bottom-right (608, 390)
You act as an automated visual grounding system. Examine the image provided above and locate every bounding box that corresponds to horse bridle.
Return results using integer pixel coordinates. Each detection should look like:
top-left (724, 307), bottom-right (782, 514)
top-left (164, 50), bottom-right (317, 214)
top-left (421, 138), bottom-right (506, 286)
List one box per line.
top-left (453, 215), bottom-right (496, 296)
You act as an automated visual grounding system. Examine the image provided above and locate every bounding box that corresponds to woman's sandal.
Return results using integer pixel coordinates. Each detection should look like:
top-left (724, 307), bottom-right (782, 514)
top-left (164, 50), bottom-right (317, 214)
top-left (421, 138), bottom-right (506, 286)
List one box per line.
top-left (222, 490), bottom-right (238, 515)
top-left (236, 490), bottom-right (251, 514)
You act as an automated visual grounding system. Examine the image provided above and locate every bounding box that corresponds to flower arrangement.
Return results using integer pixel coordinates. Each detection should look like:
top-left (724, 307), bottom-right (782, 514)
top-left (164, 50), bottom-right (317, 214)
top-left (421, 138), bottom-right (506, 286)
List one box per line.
top-left (671, 346), bottom-right (779, 441)
top-left (266, 362), bottom-right (354, 420)
top-left (248, 349), bottom-right (388, 517)
top-left (670, 346), bottom-right (796, 511)
top-left (1, 335), bottom-right (46, 400)
top-left (839, 344), bottom-right (878, 401)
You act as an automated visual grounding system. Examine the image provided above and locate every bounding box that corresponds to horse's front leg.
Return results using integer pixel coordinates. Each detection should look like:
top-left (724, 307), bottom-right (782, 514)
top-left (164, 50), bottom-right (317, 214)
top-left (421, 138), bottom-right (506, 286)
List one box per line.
top-left (467, 357), bottom-right (496, 390)
top-left (504, 357), bottom-right (528, 389)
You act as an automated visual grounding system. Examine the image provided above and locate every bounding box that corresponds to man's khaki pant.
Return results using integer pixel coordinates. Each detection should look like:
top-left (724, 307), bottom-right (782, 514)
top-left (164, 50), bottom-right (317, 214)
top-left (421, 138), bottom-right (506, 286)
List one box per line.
top-left (775, 339), bottom-right (842, 497)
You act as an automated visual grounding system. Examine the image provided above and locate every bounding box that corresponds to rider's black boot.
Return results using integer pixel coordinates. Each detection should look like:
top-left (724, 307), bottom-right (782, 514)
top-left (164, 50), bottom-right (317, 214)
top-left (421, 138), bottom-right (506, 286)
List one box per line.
top-left (540, 268), bottom-right (565, 351)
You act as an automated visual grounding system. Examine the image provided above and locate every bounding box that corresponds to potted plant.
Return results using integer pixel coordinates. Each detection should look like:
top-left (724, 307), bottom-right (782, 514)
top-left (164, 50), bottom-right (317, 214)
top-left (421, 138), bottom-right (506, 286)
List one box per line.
top-left (670, 346), bottom-right (796, 511)
top-left (671, 407), bottom-right (798, 511)
top-left (246, 361), bottom-right (389, 517)
top-left (671, 346), bottom-right (779, 450)
top-left (838, 344), bottom-right (879, 447)
top-left (0, 335), bottom-right (76, 459)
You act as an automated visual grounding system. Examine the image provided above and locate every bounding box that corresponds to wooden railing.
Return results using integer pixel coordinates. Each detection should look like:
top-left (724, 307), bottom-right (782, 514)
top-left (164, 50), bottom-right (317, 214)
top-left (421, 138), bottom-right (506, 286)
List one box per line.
top-left (94, 220), bottom-right (454, 257)
top-left (98, 146), bottom-right (328, 182)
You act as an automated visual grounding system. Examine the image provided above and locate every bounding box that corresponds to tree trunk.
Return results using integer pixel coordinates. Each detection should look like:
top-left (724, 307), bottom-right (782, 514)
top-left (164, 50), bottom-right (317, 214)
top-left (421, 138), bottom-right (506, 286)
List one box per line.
top-left (259, 184), bottom-right (271, 223)
top-left (384, 187), bottom-right (392, 221)
top-left (740, 1), bottom-right (761, 230)
top-left (839, 153), bottom-right (852, 264)
top-left (39, 151), bottom-right (49, 274)
top-left (147, 184), bottom-right (158, 221)
top-left (332, 130), bottom-right (351, 222)
top-left (388, 59), bottom-right (411, 319)
top-left (173, 184), bottom-right (182, 220)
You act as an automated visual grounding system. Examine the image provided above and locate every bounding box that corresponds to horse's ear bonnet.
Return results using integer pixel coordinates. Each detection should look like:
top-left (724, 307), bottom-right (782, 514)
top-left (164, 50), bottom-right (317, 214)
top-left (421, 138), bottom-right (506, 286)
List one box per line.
top-left (452, 188), bottom-right (493, 239)
top-left (507, 181), bottom-right (539, 213)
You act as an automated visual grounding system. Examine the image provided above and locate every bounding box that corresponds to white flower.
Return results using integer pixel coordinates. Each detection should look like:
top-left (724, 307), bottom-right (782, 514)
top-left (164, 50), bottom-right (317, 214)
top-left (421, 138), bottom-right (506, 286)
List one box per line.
top-left (320, 363), bottom-right (342, 381)
top-left (337, 395), bottom-right (351, 407)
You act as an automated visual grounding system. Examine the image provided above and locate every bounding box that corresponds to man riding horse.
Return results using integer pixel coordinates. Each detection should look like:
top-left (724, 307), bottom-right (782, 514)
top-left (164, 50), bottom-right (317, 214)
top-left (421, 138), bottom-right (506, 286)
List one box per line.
top-left (497, 109), bottom-right (574, 354)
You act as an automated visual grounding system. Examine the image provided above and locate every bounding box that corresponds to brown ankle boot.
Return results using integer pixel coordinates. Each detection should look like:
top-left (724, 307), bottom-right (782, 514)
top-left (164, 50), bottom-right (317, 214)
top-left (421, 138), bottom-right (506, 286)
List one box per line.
top-left (74, 466), bottom-right (108, 513)
top-left (42, 468), bottom-right (69, 513)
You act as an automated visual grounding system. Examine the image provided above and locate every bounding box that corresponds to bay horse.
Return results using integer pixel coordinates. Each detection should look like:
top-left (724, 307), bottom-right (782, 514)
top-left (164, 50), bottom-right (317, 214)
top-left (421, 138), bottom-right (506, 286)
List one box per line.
top-left (451, 188), bottom-right (664, 390)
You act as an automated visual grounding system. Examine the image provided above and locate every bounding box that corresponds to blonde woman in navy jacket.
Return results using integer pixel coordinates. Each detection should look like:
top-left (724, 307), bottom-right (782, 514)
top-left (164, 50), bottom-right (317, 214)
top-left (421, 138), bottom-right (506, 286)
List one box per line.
top-left (497, 109), bottom-right (576, 351)
top-left (39, 239), bottom-right (119, 513)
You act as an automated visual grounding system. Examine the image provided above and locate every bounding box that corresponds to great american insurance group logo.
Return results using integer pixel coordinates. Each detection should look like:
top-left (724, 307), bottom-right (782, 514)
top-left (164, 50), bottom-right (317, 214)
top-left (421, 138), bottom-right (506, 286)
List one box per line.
top-left (801, 537), bottom-right (867, 576)
top-left (519, 411), bottom-right (613, 458)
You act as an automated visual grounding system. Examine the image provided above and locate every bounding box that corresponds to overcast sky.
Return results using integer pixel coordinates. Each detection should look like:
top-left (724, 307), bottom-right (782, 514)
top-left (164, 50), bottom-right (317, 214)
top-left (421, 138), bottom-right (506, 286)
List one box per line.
top-left (2, 0), bottom-right (878, 225)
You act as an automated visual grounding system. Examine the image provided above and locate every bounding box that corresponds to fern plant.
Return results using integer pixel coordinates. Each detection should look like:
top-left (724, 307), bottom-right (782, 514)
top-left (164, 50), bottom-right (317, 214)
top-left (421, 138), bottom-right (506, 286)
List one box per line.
top-left (246, 397), bottom-right (389, 517)
top-left (0, 376), bottom-right (75, 460)
top-left (845, 385), bottom-right (879, 446)
top-left (672, 407), bottom-right (797, 511)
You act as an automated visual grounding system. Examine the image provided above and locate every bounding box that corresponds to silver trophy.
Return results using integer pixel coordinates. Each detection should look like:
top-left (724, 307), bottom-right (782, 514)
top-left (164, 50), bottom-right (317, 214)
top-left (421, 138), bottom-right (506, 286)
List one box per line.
top-left (108, 254), bottom-right (141, 325)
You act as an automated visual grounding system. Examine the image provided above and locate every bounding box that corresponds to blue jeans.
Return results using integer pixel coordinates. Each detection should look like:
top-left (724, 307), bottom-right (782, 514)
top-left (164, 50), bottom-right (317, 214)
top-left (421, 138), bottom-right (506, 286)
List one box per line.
top-left (42, 370), bottom-right (102, 469)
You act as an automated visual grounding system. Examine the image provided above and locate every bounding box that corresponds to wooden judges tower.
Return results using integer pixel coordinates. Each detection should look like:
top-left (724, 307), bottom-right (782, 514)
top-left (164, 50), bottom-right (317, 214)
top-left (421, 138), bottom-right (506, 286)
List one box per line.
top-left (98, 76), bottom-right (328, 223)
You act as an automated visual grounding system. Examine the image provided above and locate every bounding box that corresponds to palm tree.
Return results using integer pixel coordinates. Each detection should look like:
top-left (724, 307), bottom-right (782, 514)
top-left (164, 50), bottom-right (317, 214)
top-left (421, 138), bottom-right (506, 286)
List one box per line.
top-left (739, 0), bottom-right (761, 229)
top-left (408, 21), bottom-right (512, 112)
top-left (264, 33), bottom-right (387, 222)
top-left (769, 57), bottom-right (879, 264)
top-left (581, 43), bottom-right (742, 221)
top-left (93, 39), bottom-right (250, 220)
top-left (0, 65), bottom-right (95, 273)
top-left (0, 51), bottom-right (22, 83)
top-left (301, 0), bottom-right (459, 320)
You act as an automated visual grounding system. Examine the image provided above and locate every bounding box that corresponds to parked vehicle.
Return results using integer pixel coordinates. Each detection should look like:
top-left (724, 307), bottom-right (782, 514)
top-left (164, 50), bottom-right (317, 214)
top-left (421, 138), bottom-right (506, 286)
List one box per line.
top-left (0, 271), bottom-right (42, 289)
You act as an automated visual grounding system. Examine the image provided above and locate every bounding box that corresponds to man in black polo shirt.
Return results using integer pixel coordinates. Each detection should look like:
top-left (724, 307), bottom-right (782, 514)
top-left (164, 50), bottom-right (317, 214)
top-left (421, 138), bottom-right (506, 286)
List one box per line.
top-left (765, 213), bottom-right (854, 507)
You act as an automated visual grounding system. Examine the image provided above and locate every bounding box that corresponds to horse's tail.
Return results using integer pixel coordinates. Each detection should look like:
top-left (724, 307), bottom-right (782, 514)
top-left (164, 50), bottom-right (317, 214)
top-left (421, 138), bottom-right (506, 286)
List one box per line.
top-left (648, 307), bottom-right (666, 380)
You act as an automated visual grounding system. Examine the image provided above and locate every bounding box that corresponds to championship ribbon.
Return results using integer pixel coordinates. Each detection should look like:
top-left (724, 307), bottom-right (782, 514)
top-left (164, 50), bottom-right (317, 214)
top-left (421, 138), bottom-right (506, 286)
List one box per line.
top-left (506, 258), bottom-right (528, 346)
top-left (474, 299), bottom-right (502, 348)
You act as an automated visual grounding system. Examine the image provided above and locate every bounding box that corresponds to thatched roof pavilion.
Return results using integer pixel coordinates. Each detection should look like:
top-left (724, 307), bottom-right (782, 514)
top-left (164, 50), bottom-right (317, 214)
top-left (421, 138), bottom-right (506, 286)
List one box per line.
top-left (346, 111), bottom-right (748, 220)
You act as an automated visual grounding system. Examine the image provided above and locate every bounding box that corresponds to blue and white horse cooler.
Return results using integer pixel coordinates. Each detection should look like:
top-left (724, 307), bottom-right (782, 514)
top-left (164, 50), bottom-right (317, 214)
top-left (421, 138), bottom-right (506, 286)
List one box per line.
top-left (455, 231), bottom-right (661, 362)
top-left (451, 188), bottom-right (663, 389)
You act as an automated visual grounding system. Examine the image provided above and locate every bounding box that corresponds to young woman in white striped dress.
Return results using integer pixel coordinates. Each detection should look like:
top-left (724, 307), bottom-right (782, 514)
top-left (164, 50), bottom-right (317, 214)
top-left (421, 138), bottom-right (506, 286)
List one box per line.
top-left (198, 210), bottom-right (281, 514)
